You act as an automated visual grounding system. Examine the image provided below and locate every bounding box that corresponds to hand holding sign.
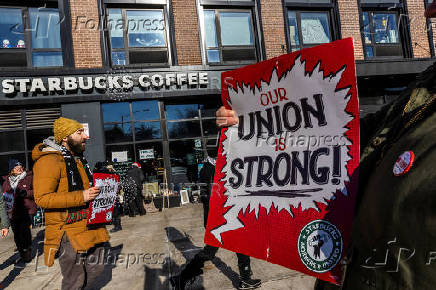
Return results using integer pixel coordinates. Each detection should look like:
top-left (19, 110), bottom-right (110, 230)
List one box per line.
top-left (216, 106), bottom-right (239, 128)
top-left (83, 186), bottom-right (100, 202)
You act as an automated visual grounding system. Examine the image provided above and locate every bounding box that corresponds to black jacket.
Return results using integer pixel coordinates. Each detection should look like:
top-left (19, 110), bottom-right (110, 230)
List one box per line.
top-left (126, 167), bottom-right (145, 192)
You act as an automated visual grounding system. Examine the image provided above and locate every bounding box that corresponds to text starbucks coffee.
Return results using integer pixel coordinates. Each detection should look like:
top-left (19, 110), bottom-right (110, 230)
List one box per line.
top-left (1, 72), bottom-right (209, 94)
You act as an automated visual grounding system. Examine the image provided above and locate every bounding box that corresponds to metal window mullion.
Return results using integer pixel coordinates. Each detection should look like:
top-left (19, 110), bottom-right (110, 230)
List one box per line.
top-left (159, 100), bottom-right (171, 187)
top-left (23, 7), bottom-right (33, 68)
top-left (284, 8), bottom-right (291, 53)
top-left (122, 9), bottom-right (130, 65)
top-left (368, 11), bottom-right (376, 57)
top-left (106, 7), bottom-right (115, 66)
top-left (247, 7), bottom-right (257, 60)
top-left (129, 101), bottom-right (136, 145)
top-left (21, 109), bottom-right (29, 169)
top-left (296, 12), bottom-right (304, 50)
top-left (162, 5), bottom-right (171, 65)
top-left (215, 10), bottom-right (223, 63)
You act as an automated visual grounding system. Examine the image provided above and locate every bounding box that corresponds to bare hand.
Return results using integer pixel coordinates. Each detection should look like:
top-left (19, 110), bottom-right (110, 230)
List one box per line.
top-left (216, 106), bottom-right (238, 128)
top-left (1, 228), bottom-right (8, 238)
top-left (83, 187), bottom-right (100, 202)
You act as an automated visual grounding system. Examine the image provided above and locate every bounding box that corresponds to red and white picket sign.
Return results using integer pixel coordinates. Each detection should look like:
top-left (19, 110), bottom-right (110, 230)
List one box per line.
top-left (87, 173), bottom-right (119, 225)
top-left (204, 38), bottom-right (359, 285)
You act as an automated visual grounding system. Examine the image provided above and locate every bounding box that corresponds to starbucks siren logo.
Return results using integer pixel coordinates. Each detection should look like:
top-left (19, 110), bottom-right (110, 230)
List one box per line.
top-left (298, 220), bottom-right (343, 273)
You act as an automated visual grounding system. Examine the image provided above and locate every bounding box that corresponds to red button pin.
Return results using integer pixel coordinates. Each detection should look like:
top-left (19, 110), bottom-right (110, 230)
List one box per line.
top-left (393, 151), bottom-right (415, 176)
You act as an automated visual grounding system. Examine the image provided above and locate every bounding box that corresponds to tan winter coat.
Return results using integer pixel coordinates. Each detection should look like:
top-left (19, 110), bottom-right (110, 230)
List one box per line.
top-left (32, 143), bottom-right (109, 267)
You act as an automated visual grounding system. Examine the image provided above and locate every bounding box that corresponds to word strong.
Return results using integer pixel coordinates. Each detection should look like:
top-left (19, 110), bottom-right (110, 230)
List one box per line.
top-left (238, 93), bottom-right (327, 139)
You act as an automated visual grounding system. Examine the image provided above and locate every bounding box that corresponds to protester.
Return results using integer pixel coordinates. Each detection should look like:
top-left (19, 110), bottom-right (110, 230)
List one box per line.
top-left (120, 174), bottom-right (139, 217)
top-left (32, 117), bottom-right (109, 289)
top-left (94, 161), bottom-right (122, 233)
top-left (2, 159), bottom-right (36, 263)
top-left (126, 162), bottom-right (146, 216)
top-left (215, 60), bottom-right (436, 288)
top-left (0, 184), bottom-right (10, 238)
top-left (171, 149), bottom-right (261, 290)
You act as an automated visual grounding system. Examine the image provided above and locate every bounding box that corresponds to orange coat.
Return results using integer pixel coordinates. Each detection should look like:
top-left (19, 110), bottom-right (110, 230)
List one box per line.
top-left (32, 143), bottom-right (109, 267)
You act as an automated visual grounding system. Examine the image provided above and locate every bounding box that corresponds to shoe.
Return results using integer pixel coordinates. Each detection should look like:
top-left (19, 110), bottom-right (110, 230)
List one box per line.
top-left (16, 248), bottom-right (32, 264)
top-left (170, 275), bottom-right (186, 290)
top-left (238, 278), bottom-right (261, 289)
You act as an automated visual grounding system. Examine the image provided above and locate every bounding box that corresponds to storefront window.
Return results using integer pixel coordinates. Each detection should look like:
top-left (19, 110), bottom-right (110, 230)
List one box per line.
top-left (134, 121), bottom-right (161, 140)
top-left (102, 99), bottom-right (221, 187)
top-left (202, 119), bottom-right (219, 136)
top-left (169, 139), bottom-right (204, 187)
top-left (104, 124), bottom-right (133, 143)
top-left (166, 104), bottom-right (199, 120)
top-left (106, 144), bottom-right (135, 163)
top-left (136, 142), bottom-right (163, 183)
top-left (133, 100), bottom-right (160, 121)
top-left (107, 8), bottom-right (169, 66)
top-left (167, 120), bottom-right (201, 139)
top-left (102, 102), bottom-right (131, 123)
top-left (202, 9), bottom-right (257, 64)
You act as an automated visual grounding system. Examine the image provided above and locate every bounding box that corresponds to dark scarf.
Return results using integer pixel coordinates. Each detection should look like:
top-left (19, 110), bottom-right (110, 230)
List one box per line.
top-left (61, 146), bottom-right (93, 224)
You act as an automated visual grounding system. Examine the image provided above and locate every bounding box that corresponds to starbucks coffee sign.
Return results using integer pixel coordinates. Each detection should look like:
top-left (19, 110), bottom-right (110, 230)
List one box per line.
top-left (1, 72), bottom-right (209, 94)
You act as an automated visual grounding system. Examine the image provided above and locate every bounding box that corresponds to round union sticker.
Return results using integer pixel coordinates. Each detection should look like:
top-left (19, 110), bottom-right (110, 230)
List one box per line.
top-left (393, 151), bottom-right (415, 176)
top-left (106, 211), bottom-right (112, 221)
top-left (298, 220), bottom-right (343, 273)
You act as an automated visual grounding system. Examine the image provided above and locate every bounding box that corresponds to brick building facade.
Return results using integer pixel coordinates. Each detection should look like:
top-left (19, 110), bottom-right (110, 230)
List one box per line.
top-left (0, 0), bottom-right (434, 179)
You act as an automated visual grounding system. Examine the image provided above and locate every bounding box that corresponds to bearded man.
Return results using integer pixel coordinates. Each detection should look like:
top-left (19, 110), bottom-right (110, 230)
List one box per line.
top-left (32, 117), bottom-right (108, 289)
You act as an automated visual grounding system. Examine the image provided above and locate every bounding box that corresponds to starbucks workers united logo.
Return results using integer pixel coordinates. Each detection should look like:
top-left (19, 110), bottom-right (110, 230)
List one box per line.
top-left (298, 220), bottom-right (343, 273)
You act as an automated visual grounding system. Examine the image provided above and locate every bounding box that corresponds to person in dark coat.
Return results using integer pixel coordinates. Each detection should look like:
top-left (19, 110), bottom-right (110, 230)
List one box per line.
top-left (171, 149), bottom-right (261, 290)
top-left (126, 162), bottom-right (146, 216)
top-left (2, 159), bottom-right (36, 263)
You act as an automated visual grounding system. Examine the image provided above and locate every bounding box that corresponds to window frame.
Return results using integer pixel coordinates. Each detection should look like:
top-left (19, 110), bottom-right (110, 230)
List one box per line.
top-left (105, 6), bottom-right (172, 68)
top-left (0, 4), bottom-right (64, 69)
top-left (425, 0), bottom-right (435, 57)
top-left (198, 0), bottom-right (261, 66)
top-left (284, 1), bottom-right (340, 53)
top-left (361, 10), bottom-right (403, 59)
top-left (358, 0), bottom-right (412, 60)
top-left (202, 8), bottom-right (257, 65)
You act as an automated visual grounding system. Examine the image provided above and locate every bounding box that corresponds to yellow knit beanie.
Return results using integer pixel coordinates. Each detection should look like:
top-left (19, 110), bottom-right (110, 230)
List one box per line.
top-left (53, 117), bottom-right (83, 144)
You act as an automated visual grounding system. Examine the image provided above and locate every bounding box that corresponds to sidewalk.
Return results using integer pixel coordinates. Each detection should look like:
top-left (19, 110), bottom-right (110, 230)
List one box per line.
top-left (0, 204), bottom-right (315, 290)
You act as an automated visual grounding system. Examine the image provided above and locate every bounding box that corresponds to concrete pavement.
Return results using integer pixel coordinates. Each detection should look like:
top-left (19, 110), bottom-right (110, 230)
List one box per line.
top-left (0, 203), bottom-right (316, 290)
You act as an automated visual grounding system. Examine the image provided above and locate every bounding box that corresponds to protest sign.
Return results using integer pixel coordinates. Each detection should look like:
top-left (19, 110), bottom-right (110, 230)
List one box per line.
top-left (204, 38), bottom-right (359, 285)
top-left (88, 173), bottom-right (119, 225)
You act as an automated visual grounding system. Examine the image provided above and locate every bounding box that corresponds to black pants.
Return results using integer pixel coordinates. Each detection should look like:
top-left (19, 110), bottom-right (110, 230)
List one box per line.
top-left (10, 215), bottom-right (32, 253)
top-left (111, 202), bottom-right (121, 228)
top-left (58, 234), bottom-right (105, 290)
top-left (135, 193), bottom-right (146, 215)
